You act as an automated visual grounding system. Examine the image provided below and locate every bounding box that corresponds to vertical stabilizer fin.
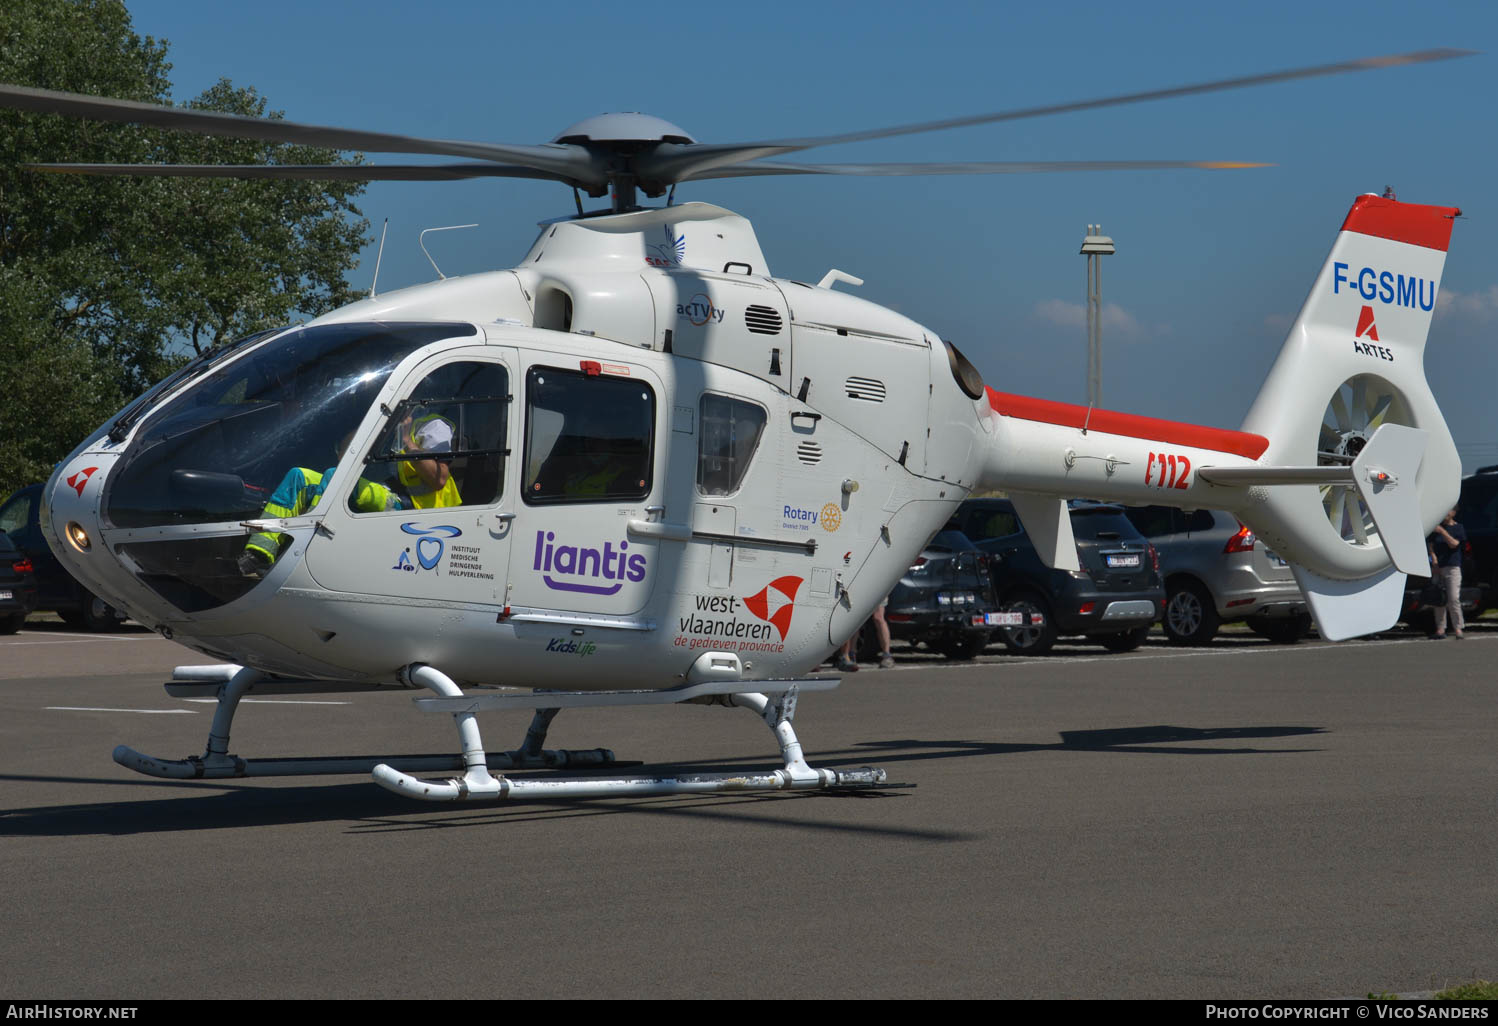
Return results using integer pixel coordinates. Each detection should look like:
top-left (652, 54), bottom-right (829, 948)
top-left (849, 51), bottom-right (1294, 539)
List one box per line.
top-left (1008, 492), bottom-right (1079, 572)
top-left (1350, 423), bottom-right (1429, 576)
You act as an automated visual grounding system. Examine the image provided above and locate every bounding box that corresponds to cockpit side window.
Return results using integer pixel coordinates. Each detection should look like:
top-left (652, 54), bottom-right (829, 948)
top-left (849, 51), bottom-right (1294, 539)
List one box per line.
top-left (523, 367), bottom-right (655, 505)
top-left (353, 361), bottom-right (510, 513)
top-left (696, 393), bottom-right (766, 497)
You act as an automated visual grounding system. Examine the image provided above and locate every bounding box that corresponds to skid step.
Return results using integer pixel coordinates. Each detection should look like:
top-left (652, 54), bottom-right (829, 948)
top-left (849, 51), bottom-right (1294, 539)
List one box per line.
top-left (414, 677), bottom-right (840, 714)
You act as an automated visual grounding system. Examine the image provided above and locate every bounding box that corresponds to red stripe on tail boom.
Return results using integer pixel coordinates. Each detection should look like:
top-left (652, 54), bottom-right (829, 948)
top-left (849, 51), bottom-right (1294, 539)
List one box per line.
top-left (1340, 195), bottom-right (1461, 252)
top-left (987, 388), bottom-right (1270, 461)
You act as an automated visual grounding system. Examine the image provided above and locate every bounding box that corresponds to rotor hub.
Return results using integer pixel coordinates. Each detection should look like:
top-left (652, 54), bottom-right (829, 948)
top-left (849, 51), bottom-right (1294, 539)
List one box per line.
top-left (552, 113), bottom-right (695, 146)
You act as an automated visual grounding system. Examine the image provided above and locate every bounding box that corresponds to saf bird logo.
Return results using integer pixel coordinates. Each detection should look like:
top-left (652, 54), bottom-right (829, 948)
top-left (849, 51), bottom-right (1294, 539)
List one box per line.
top-left (65, 467), bottom-right (98, 497)
top-left (742, 575), bottom-right (803, 642)
top-left (1353, 305), bottom-right (1394, 362)
top-left (647, 224), bottom-right (686, 267)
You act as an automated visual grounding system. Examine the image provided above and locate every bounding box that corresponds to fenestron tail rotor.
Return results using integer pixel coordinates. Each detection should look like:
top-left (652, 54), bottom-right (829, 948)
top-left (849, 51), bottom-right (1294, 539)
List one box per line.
top-left (0, 47), bottom-right (1475, 211)
top-left (1318, 375), bottom-right (1411, 549)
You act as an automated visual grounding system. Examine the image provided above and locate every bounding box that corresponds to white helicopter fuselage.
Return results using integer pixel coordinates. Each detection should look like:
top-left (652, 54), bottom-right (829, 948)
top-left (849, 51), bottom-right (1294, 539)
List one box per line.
top-left (40, 193), bottom-right (1465, 692)
top-left (42, 203), bottom-right (991, 688)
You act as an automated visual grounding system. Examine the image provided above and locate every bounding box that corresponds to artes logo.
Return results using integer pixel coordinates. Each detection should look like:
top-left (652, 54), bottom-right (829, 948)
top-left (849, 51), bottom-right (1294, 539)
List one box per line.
top-left (393, 523), bottom-right (461, 572)
top-left (65, 467), bottom-right (98, 498)
top-left (1352, 305), bottom-right (1394, 362)
top-left (742, 576), bottom-right (804, 642)
top-left (533, 531), bottom-right (647, 596)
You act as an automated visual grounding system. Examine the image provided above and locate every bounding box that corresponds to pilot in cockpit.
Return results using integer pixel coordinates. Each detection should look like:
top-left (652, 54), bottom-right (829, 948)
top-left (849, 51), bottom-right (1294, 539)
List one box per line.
top-left (238, 432), bottom-right (402, 578)
top-left (237, 407), bottom-right (464, 577)
top-left (394, 406), bottom-right (462, 509)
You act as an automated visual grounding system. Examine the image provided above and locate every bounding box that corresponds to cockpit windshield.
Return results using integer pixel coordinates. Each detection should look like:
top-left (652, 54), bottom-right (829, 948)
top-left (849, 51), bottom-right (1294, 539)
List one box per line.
top-left (106, 322), bottom-right (476, 530)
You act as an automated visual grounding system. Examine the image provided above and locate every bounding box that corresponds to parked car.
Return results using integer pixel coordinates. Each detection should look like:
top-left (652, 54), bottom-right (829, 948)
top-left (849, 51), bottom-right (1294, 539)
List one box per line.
top-left (1454, 464), bottom-right (1498, 615)
top-left (954, 498), bottom-right (1164, 655)
top-left (0, 530), bottom-right (39, 633)
top-left (879, 528), bottom-right (1003, 660)
top-left (1122, 506), bottom-right (1311, 645)
top-left (0, 484), bottom-right (127, 630)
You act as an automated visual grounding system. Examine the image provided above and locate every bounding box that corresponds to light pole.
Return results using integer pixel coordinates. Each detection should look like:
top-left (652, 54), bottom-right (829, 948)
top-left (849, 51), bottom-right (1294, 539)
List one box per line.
top-left (1080, 224), bottom-right (1115, 408)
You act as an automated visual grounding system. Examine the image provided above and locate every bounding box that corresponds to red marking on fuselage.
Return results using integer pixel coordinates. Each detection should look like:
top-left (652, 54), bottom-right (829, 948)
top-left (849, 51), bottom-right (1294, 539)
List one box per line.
top-left (1355, 305), bottom-right (1380, 342)
top-left (65, 466), bottom-right (98, 497)
top-left (986, 389), bottom-right (1269, 460)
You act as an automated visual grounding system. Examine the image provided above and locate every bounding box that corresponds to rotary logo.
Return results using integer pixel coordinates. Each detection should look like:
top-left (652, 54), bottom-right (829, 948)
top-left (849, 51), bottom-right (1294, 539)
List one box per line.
top-left (820, 503), bottom-right (842, 532)
top-left (742, 575), bottom-right (804, 642)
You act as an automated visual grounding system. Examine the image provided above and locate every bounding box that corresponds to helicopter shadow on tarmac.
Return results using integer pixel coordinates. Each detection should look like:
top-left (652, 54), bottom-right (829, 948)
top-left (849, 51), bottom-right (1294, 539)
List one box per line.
top-left (0, 724), bottom-right (1323, 838)
top-left (0, 774), bottom-right (958, 841)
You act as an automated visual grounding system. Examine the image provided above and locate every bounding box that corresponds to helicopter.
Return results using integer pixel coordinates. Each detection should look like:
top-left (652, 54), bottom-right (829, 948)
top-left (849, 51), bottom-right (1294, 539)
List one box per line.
top-left (0, 48), bottom-right (1470, 802)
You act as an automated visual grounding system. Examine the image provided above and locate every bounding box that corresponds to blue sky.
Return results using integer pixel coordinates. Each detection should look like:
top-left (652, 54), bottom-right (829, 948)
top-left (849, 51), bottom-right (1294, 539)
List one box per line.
top-left (122, 0), bottom-right (1497, 466)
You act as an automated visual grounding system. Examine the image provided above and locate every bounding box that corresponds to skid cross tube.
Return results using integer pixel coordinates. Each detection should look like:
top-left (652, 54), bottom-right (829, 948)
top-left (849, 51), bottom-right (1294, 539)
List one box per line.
top-left (112, 664), bottom-right (617, 781)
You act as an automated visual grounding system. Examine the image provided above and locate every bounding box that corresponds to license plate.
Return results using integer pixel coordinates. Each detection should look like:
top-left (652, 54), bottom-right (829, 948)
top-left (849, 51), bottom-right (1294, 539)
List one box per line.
top-left (0, 590), bottom-right (10, 601)
top-left (986, 612), bottom-right (1038, 626)
top-left (1105, 553), bottom-right (1141, 568)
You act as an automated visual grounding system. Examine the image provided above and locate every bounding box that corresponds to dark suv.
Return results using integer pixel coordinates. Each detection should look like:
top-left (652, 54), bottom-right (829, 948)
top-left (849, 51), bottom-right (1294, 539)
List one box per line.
top-left (0, 531), bottom-right (38, 633)
top-left (881, 528), bottom-right (1001, 660)
top-left (1455, 465), bottom-right (1498, 615)
top-left (0, 484), bottom-right (127, 631)
top-left (955, 498), bottom-right (1164, 654)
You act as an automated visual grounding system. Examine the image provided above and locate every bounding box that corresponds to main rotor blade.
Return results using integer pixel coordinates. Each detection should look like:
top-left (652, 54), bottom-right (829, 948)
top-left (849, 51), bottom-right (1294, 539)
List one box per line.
top-left (0, 83), bottom-right (606, 186)
top-left (641, 48), bottom-right (1474, 183)
top-left (26, 162), bottom-right (574, 183)
top-left (683, 158), bottom-right (1272, 181)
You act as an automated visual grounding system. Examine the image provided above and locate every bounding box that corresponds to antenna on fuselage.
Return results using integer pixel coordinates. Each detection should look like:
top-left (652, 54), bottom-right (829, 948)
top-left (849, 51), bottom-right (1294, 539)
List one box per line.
top-left (369, 218), bottom-right (388, 298)
top-left (419, 223), bottom-right (478, 280)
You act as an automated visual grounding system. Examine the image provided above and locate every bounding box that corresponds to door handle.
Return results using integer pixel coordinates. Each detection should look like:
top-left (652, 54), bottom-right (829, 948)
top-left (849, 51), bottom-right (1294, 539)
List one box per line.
top-left (482, 511), bottom-right (516, 537)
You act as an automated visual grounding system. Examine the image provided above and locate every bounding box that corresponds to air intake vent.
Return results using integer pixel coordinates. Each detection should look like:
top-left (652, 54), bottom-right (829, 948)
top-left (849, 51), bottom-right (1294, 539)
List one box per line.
top-left (845, 376), bottom-right (886, 402)
top-left (745, 305), bottom-right (783, 335)
top-left (796, 441), bottom-right (823, 466)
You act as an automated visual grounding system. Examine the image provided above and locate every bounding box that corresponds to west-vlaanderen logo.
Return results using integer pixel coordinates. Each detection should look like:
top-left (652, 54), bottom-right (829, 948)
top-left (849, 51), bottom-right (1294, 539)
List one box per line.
top-left (393, 523), bottom-right (462, 573)
top-left (742, 576), bottom-right (804, 642)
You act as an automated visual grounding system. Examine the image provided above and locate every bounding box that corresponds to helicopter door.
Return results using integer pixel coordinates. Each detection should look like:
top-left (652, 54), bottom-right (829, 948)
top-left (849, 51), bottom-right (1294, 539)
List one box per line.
top-left (304, 354), bottom-right (517, 606)
top-left (505, 360), bottom-right (662, 617)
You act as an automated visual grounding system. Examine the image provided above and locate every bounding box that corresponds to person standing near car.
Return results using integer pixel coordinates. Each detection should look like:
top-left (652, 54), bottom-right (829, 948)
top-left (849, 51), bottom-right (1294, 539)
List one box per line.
top-left (1429, 508), bottom-right (1466, 640)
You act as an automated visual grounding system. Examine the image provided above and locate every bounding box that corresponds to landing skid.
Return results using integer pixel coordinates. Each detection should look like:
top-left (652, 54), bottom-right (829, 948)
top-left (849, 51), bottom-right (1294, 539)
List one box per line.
top-left (113, 663), bottom-right (888, 802)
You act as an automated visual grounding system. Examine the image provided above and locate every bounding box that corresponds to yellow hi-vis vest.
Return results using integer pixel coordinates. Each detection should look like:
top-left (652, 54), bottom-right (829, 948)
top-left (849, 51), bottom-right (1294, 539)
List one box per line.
top-left (397, 413), bottom-right (462, 509)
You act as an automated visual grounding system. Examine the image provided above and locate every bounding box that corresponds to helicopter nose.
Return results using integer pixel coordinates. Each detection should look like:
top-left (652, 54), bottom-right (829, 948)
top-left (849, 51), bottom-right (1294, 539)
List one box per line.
top-left (42, 452), bottom-right (125, 604)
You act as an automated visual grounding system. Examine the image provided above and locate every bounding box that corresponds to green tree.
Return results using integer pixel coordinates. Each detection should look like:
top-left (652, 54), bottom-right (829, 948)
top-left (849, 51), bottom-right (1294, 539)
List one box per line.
top-left (0, 0), bottom-right (369, 494)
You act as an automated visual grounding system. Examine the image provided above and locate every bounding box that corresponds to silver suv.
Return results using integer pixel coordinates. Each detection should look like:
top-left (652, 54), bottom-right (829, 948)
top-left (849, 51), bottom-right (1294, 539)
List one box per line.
top-left (1123, 506), bottom-right (1309, 645)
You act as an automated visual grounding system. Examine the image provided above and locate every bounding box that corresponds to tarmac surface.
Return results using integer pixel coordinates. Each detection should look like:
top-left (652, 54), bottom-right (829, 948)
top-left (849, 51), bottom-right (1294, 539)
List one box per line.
top-left (1, 618), bottom-right (1494, 999)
